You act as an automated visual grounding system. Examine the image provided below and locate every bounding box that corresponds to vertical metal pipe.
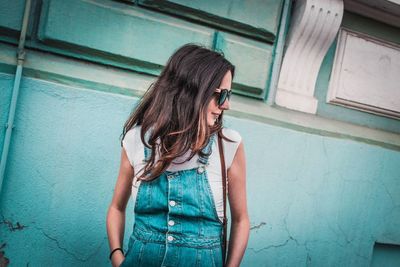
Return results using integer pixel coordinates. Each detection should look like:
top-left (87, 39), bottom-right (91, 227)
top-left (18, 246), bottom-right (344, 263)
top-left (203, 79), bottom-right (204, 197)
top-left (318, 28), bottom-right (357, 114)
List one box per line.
top-left (266, 0), bottom-right (292, 105)
top-left (0, 0), bottom-right (32, 195)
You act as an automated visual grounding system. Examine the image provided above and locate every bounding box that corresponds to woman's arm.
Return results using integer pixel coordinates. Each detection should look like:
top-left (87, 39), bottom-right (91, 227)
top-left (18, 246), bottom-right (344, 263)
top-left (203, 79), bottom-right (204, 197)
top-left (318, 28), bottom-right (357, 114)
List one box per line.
top-left (106, 148), bottom-right (135, 267)
top-left (226, 142), bottom-right (250, 267)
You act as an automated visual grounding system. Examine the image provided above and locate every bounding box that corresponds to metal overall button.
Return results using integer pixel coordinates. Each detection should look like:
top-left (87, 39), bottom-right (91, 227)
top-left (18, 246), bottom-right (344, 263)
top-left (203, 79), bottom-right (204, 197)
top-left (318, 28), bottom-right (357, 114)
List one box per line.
top-left (197, 166), bottom-right (205, 174)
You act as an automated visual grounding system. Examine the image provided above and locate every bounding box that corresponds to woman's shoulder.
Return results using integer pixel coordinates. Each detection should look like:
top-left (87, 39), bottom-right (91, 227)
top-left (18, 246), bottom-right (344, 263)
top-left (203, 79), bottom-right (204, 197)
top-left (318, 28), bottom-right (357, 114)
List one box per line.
top-left (122, 125), bottom-right (144, 168)
top-left (122, 125), bottom-right (141, 143)
top-left (221, 127), bottom-right (242, 143)
top-left (219, 128), bottom-right (242, 169)
top-left (124, 125), bottom-right (141, 138)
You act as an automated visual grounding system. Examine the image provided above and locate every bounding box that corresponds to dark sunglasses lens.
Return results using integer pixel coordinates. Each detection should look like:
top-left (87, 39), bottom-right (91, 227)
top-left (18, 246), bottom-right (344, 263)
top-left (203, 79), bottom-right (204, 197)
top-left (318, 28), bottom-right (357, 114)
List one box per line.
top-left (218, 90), bottom-right (228, 106)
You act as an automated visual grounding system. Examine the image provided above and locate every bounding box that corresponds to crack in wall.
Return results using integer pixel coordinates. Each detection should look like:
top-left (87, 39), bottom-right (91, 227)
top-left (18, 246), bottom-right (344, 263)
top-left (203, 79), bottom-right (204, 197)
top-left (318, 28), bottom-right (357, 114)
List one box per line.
top-left (248, 209), bottom-right (300, 254)
top-left (355, 251), bottom-right (369, 261)
top-left (376, 156), bottom-right (398, 207)
top-left (379, 178), bottom-right (397, 207)
top-left (0, 212), bottom-right (107, 264)
top-left (303, 241), bottom-right (313, 267)
top-left (306, 252), bottom-right (312, 267)
top-left (281, 199), bottom-right (301, 246)
top-left (34, 226), bottom-right (85, 262)
top-left (337, 223), bottom-right (354, 246)
top-left (33, 225), bottom-right (106, 262)
top-left (35, 169), bottom-right (57, 188)
top-left (250, 222), bottom-right (266, 230)
top-left (248, 237), bottom-right (294, 253)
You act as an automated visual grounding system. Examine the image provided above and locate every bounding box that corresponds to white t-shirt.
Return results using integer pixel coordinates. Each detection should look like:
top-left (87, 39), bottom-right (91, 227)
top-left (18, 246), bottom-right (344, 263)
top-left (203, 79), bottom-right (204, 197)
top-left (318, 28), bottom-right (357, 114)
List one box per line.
top-left (122, 126), bottom-right (242, 222)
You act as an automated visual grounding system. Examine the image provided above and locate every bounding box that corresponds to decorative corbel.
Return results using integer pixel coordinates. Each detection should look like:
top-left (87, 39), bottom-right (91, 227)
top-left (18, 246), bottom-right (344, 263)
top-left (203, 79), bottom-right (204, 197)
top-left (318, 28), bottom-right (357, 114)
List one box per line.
top-left (275, 0), bottom-right (344, 114)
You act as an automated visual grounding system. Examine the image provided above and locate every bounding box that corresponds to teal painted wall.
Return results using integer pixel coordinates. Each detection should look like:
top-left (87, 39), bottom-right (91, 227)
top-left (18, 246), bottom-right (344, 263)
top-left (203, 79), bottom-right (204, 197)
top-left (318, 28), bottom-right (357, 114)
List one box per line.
top-left (1, 0), bottom-right (400, 266)
top-left (0, 73), bottom-right (136, 266)
top-left (0, 73), bottom-right (399, 266)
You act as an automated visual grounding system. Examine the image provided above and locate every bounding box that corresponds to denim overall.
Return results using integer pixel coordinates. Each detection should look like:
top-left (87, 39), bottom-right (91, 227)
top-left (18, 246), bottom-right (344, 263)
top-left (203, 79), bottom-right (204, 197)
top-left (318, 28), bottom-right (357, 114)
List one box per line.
top-left (120, 134), bottom-right (224, 267)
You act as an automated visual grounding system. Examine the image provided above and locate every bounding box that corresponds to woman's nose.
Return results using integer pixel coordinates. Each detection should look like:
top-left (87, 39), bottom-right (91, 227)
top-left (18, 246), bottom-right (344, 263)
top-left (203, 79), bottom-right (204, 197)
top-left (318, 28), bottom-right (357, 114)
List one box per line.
top-left (220, 99), bottom-right (230, 110)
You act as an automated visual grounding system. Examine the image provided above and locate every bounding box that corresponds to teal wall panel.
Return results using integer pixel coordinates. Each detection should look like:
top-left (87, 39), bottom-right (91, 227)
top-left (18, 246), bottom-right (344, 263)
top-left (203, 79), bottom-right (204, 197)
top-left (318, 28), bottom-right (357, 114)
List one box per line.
top-left (38, 0), bottom-right (214, 74)
top-left (1, 73), bottom-right (399, 266)
top-left (138, 0), bottom-right (284, 42)
top-left (35, 0), bottom-right (273, 99)
top-left (0, 0), bottom-right (37, 40)
top-left (0, 74), bottom-right (13, 157)
top-left (371, 243), bottom-right (400, 267)
top-left (0, 0), bottom-right (25, 36)
top-left (0, 0), bottom-right (25, 31)
top-left (218, 32), bottom-right (273, 98)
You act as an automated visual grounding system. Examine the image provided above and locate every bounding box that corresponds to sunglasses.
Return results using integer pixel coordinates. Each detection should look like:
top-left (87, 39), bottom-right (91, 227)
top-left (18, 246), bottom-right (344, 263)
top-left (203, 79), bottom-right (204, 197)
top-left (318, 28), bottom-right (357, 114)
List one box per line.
top-left (214, 88), bottom-right (232, 106)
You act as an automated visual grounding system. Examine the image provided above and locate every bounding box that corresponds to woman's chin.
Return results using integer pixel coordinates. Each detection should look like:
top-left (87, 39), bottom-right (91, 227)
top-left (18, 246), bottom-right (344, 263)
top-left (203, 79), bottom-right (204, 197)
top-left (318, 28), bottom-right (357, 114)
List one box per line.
top-left (207, 119), bottom-right (220, 127)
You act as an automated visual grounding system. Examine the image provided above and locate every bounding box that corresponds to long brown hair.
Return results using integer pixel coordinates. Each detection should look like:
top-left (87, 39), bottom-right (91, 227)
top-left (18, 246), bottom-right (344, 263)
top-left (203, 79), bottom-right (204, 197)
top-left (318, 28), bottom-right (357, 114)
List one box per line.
top-left (121, 44), bottom-right (235, 181)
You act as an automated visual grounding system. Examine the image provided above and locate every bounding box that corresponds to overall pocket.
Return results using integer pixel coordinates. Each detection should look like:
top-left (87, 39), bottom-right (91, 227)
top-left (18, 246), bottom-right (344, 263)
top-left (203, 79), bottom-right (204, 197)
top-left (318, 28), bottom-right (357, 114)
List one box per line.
top-left (120, 237), bottom-right (143, 266)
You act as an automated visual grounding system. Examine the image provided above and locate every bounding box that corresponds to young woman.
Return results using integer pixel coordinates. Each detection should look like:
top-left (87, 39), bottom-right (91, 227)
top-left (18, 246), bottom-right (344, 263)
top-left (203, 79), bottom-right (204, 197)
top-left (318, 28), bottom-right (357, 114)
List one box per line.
top-left (106, 44), bottom-right (249, 267)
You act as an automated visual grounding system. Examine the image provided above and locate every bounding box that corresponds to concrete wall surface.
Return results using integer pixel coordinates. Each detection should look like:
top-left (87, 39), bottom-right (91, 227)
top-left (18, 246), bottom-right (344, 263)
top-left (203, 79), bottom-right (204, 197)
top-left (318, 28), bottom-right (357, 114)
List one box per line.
top-left (0, 73), bottom-right (399, 266)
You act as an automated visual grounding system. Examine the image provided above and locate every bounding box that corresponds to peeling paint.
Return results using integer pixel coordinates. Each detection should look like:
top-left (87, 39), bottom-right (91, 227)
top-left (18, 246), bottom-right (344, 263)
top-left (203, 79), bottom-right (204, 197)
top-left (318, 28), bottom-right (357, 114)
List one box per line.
top-left (0, 216), bottom-right (27, 232)
top-left (0, 243), bottom-right (9, 267)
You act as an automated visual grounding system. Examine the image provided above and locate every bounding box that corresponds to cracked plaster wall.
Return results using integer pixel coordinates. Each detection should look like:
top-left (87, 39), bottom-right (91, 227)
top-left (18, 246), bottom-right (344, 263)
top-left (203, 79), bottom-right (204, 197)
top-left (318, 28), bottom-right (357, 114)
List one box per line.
top-left (0, 73), bottom-right (399, 266)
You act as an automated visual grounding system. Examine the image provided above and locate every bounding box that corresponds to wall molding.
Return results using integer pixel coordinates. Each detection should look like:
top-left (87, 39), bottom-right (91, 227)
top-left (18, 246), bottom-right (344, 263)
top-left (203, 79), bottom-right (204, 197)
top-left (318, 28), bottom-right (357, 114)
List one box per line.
top-left (344, 0), bottom-right (400, 29)
top-left (327, 28), bottom-right (400, 120)
top-left (276, 0), bottom-right (344, 114)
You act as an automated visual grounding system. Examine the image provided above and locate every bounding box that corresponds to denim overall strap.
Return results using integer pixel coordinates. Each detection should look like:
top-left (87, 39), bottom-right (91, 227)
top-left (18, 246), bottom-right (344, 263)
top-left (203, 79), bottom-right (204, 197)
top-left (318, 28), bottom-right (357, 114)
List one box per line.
top-left (144, 133), bottom-right (215, 164)
top-left (197, 134), bottom-right (216, 165)
top-left (143, 131), bottom-right (151, 163)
